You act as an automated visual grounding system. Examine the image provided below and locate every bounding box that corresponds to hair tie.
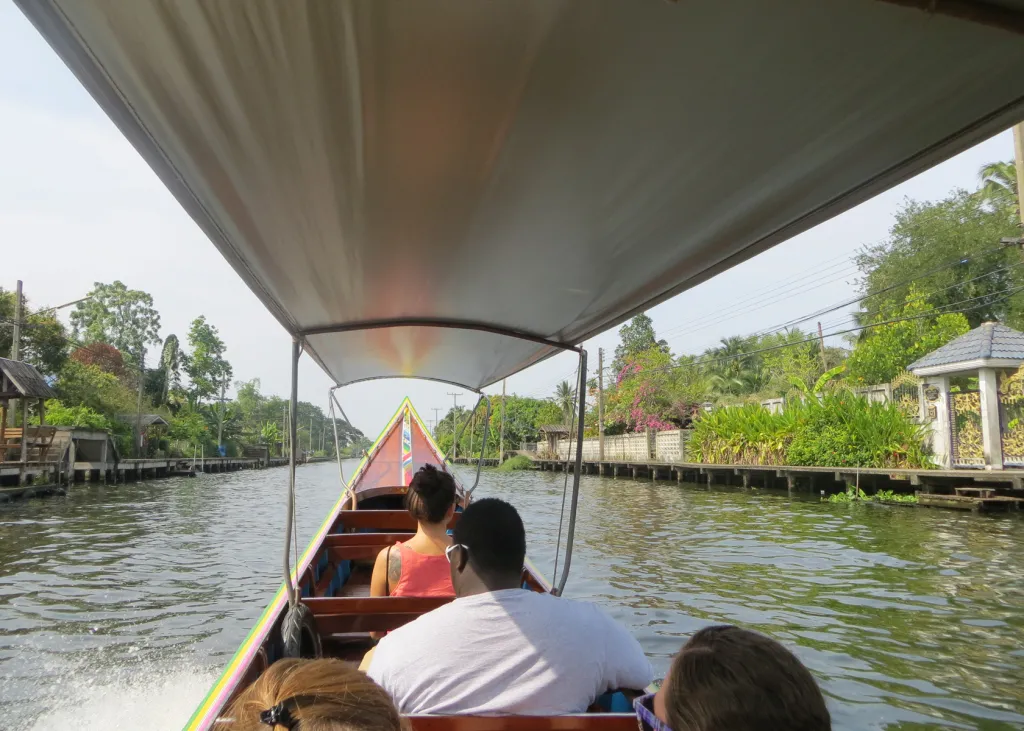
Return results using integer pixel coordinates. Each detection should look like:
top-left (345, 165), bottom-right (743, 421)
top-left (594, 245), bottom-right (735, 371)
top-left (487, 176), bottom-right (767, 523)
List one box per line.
top-left (260, 702), bottom-right (297, 729)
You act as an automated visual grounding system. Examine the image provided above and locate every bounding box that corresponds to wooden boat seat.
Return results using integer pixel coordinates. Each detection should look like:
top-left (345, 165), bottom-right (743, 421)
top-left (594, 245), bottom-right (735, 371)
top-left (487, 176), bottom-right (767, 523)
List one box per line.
top-left (332, 509), bottom-right (460, 533)
top-left (304, 596), bottom-right (452, 634)
top-left (405, 715), bottom-right (637, 730)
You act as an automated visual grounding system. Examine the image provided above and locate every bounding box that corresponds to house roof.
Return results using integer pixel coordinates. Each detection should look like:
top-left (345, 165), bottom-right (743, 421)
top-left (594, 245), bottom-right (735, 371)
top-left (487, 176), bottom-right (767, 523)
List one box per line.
top-left (908, 322), bottom-right (1024, 373)
top-left (539, 425), bottom-right (570, 434)
top-left (117, 413), bottom-right (170, 427)
top-left (0, 358), bottom-right (57, 399)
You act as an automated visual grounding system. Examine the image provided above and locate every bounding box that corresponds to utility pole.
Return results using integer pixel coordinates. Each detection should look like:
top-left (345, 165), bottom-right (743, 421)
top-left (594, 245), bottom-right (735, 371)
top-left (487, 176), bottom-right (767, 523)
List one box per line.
top-left (309, 415), bottom-right (314, 456)
top-left (1014, 122), bottom-right (1024, 229)
top-left (9, 280), bottom-right (22, 362)
top-left (816, 322), bottom-right (828, 369)
top-left (597, 348), bottom-right (605, 461)
top-left (216, 379), bottom-right (227, 450)
top-left (431, 408), bottom-right (442, 435)
top-left (469, 412), bottom-right (475, 457)
top-left (282, 403), bottom-right (288, 458)
top-left (499, 379), bottom-right (506, 463)
top-left (446, 392), bottom-right (462, 458)
top-left (8, 280), bottom-right (22, 427)
top-left (135, 347), bottom-right (146, 458)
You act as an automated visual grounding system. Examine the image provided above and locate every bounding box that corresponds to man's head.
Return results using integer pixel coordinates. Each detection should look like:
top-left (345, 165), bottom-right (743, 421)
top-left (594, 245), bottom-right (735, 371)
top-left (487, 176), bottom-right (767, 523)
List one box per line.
top-left (447, 498), bottom-right (526, 596)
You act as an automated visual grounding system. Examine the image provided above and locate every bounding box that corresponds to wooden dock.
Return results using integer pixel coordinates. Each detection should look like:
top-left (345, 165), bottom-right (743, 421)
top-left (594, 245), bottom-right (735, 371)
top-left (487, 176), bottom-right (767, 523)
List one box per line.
top-left (530, 458), bottom-right (1024, 490)
top-left (522, 457), bottom-right (1024, 511)
top-left (0, 454), bottom-right (298, 502)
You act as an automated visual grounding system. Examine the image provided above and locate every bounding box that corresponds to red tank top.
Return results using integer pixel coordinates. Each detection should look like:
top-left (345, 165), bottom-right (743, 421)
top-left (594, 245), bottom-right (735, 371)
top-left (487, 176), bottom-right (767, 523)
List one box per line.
top-left (391, 541), bottom-right (455, 597)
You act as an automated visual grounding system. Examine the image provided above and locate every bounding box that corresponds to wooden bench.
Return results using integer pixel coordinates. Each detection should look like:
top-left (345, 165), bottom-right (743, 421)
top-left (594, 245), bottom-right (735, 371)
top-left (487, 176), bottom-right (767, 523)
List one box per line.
top-left (0, 426), bottom-right (57, 462)
top-left (304, 596), bottom-right (452, 634)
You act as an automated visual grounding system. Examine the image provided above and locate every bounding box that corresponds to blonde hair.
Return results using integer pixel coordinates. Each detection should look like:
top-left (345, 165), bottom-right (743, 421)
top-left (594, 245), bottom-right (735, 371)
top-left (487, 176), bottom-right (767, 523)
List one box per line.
top-left (226, 658), bottom-right (406, 731)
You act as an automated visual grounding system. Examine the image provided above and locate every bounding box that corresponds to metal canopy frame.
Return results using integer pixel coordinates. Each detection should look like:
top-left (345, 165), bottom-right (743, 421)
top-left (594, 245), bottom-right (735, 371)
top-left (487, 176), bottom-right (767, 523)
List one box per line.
top-left (281, 324), bottom-right (590, 597)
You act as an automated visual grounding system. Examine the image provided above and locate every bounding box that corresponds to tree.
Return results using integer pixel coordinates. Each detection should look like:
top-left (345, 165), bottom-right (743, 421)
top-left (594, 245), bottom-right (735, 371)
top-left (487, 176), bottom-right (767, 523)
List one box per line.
top-left (260, 421), bottom-right (282, 447)
top-left (607, 346), bottom-right (677, 431)
top-left (854, 184), bottom-right (1022, 331)
top-left (845, 286), bottom-right (970, 384)
top-left (553, 380), bottom-right (576, 425)
top-left (71, 343), bottom-right (126, 379)
top-left (612, 313), bottom-right (669, 372)
top-left (54, 360), bottom-right (138, 418)
top-left (702, 335), bottom-right (768, 397)
top-left (0, 288), bottom-right (69, 376)
top-left (169, 410), bottom-right (209, 448)
top-left (159, 335), bottom-right (182, 404)
top-left (69, 281), bottom-right (162, 363)
top-left (978, 160), bottom-right (1019, 216)
top-left (183, 316), bottom-right (233, 407)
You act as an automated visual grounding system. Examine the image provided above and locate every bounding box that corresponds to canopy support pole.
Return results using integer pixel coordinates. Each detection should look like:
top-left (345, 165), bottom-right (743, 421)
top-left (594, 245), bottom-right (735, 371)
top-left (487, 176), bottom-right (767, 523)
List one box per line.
top-left (328, 387), bottom-right (350, 509)
top-left (555, 349), bottom-right (587, 596)
top-left (282, 338), bottom-right (301, 607)
top-left (466, 396), bottom-right (493, 499)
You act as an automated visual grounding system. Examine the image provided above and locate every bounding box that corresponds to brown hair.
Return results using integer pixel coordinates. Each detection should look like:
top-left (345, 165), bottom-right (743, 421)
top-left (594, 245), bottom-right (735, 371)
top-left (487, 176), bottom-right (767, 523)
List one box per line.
top-left (225, 658), bottom-right (406, 731)
top-left (405, 464), bottom-right (457, 524)
top-left (664, 625), bottom-right (830, 731)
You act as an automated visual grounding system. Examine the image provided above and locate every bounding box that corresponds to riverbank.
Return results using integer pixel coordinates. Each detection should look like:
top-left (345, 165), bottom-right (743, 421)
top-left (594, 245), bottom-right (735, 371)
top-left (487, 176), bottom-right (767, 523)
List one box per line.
top-left (0, 455), bottom-right (334, 502)
top-left (457, 456), bottom-right (1024, 513)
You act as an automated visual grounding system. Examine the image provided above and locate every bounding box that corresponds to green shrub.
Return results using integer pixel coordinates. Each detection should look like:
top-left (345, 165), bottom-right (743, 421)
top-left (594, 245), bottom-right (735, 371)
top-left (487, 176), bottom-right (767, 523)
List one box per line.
top-left (690, 391), bottom-right (932, 469)
top-left (496, 455), bottom-right (534, 471)
top-left (37, 399), bottom-right (112, 430)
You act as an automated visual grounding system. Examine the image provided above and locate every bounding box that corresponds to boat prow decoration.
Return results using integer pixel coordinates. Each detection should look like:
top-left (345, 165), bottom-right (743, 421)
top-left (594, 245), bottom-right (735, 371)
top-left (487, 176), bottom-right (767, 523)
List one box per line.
top-left (346, 398), bottom-right (466, 511)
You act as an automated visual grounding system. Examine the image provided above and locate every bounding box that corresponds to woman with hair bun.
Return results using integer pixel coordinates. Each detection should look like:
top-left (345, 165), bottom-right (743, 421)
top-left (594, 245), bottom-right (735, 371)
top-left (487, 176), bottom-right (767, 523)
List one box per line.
top-left (225, 657), bottom-right (405, 731)
top-left (369, 464), bottom-right (458, 602)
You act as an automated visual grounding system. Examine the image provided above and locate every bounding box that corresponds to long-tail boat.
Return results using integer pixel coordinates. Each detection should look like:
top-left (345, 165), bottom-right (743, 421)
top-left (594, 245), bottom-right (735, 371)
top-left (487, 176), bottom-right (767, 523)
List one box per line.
top-left (183, 399), bottom-right (555, 727)
top-left (15, 2), bottom-right (1024, 729)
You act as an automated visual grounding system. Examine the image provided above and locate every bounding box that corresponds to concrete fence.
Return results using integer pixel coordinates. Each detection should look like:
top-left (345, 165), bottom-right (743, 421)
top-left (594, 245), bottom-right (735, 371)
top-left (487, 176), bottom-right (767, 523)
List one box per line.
top-left (553, 429), bottom-right (692, 462)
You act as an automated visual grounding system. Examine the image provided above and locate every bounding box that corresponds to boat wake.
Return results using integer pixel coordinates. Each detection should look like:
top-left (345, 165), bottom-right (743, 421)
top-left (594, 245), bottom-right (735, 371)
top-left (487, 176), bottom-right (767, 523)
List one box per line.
top-left (27, 662), bottom-right (216, 731)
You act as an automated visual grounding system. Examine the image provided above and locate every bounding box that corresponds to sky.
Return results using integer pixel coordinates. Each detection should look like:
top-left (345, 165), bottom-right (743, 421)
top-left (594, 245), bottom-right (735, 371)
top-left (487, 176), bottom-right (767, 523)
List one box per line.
top-left (1, 5), bottom-right (1018, 438)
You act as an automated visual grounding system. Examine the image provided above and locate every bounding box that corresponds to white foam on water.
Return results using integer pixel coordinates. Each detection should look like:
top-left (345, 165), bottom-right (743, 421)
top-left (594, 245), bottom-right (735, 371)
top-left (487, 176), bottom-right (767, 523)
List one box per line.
top-left (28, 663), bottom-right (217, 731)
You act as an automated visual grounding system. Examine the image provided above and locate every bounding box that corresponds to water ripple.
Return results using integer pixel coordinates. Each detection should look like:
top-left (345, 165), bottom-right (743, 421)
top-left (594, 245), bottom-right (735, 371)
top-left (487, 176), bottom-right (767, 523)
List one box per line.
top-left (2, 464), bottom-right (1023, 729)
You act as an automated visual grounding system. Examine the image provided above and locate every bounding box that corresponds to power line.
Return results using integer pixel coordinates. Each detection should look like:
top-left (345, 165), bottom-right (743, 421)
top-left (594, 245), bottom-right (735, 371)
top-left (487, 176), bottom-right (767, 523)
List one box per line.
top-left (751, 256), bottom-right (1024, 342)
top-left (661, 241), bottom-right (1012, 347)
top-left (615, 282), bottom-right (1024, 381)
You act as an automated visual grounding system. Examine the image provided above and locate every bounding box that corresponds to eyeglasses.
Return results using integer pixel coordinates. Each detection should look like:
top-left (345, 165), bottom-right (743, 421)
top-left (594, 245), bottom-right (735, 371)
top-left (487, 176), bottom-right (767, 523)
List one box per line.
top-left (445, 543), bottom-right (467, 564)
top-left (633, 693), bottom-right (672, 731)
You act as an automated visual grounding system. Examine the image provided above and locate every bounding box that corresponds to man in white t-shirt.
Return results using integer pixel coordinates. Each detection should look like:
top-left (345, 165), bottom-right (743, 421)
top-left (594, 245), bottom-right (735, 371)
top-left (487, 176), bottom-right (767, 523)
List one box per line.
top-left (367, 497), bottom-right (652, 715)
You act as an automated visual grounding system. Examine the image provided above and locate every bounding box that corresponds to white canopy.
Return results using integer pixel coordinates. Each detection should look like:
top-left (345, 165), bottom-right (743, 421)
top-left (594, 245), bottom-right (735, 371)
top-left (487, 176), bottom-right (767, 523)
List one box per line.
top-left (16, 0), bottom-right (1024, 390)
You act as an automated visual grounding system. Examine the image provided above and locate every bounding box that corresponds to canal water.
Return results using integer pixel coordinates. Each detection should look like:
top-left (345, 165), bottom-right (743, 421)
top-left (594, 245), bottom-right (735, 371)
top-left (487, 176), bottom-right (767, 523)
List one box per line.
top-left (1, 462), bottom-right (1023, 730)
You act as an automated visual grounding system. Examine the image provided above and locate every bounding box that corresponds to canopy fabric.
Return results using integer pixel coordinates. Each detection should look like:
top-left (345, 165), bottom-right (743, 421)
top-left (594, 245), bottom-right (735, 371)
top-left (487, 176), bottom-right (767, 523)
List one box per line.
top-left (16, 0), bottom-right (1024, 390)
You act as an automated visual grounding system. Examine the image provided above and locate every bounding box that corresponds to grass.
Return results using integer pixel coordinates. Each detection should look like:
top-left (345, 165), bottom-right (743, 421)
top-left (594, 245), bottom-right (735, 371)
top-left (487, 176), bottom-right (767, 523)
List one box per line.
top-left (496, 455), bottom-right (534, 471)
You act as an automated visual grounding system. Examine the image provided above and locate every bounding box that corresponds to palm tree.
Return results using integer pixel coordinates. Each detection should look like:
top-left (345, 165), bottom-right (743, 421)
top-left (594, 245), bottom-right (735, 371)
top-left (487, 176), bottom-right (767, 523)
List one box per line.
top-left (553, 380), bottom-right (576, 425)
top-left (978, 160), bottom-right (1019, 214)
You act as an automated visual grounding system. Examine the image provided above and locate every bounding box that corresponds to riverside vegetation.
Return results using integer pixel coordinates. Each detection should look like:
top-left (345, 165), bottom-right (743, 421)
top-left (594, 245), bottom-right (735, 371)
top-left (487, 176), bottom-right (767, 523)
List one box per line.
top-left (436, 159), bottom-right (1018, 470)
top-left (0, 281), bottom-right (371, 459)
